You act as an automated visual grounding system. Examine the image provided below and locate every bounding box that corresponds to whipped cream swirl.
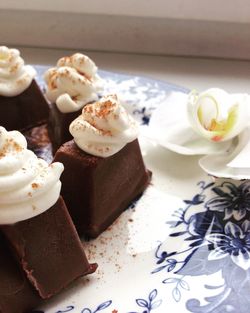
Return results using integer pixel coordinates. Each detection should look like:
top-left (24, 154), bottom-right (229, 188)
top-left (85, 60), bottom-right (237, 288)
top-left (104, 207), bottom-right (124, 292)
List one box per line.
top-left (69, 94), bottom-right (139, 157)
top-left (0, 46), bottom-right (36, 97)
top-left (44, 53), bottom-right (103, 113)
top-left (0, 127), bottom-right (64, 224)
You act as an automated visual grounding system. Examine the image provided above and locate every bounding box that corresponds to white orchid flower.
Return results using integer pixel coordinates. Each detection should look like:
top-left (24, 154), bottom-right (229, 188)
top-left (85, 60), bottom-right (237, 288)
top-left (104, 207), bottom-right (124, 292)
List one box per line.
top-left (187, 88), bottom-right (249, 143)
top-left (145, 88), bottom-right (250, 179)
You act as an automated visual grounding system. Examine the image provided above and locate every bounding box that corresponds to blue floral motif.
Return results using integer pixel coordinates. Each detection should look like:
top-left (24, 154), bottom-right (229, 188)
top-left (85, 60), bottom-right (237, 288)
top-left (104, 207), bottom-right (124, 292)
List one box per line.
top-left (206, 181), bottom-right (250, 221)
top-left (81, 300), bottom-right (112, 313)
top-left (206, 220), bottom-right (250, 270)
top-left (31, 301), bottom-right (112, 313)
top-left (152, 179), bottom-right (250, 313)
top-left (56, 307), bottom-right (75, 313)
top-left (152, 181), bottom-right (218, 275)
top-left (31, 306), bottom-right (75, 313)
top-left (162, 277), bottom-right (190, 302)
top-left (133, 107), bottom-right (153, 125)
top-left (128, 289), bottom-right (162, 313)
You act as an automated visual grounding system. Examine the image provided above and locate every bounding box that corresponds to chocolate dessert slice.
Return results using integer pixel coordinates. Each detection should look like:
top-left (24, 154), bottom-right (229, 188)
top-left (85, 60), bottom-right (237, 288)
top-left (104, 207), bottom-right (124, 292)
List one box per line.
top-left (1, 196), bottom-right (97, 299)
top-left (54, 139), bottom-right (151, 238)
top-left (0, 127), bottom-right (97, 300)
top-left (54, 94), bottom-right (151, 238)
top-left (0, 46), bottom-right (49, 131)
top-left (44, 52), bottom-right (103, 151)
top-left (0, 232), bottom-right (42, 313)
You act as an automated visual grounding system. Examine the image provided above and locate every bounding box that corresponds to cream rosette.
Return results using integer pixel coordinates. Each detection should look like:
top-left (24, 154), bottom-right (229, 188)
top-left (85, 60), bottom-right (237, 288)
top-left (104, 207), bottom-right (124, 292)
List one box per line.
top-left (69, 94), bottom-right (139, 157)
top-left (44, 53), bottom-right (103, 113)
top-left (0, 127), bottom-right (64, 224)
top-left (0, 46), bottom-right (36, 96)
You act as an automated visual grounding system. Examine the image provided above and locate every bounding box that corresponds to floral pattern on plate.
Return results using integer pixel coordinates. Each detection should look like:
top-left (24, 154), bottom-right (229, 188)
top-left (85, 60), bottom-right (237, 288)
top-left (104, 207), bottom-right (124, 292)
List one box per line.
top-left (152, 179), bottom-right (250, 313)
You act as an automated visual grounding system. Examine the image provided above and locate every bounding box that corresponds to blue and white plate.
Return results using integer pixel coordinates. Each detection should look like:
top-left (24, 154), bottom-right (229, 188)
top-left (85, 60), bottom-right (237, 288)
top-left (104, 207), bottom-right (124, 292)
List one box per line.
top-left (34, 66), bottom-right (249, 313)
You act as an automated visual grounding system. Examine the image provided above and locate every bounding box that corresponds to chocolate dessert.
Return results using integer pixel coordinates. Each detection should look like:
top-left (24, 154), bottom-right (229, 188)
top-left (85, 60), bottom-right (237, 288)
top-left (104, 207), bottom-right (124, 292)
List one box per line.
top-left (0, 127), bottom-right (96, 300)
top-left (54, 139), bottom-right (151, 238)
top-left (0, 232), bottom-right (42, 313)
top-left (54, 95), bottom-right (151, 238)
top-left (0, 46), bottom-right (49, 131)
top-left (1, 196), bottom-right (97, 299)
top-left (44, 52), bottom-right (103, 151)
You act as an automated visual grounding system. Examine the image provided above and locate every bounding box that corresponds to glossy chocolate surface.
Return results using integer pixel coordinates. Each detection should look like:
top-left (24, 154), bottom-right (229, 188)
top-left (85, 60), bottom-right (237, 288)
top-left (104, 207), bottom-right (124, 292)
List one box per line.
top-left (0, 80), bottom-right (49, 131)
top-left (1, 197), bottom-right (97, 299)
top-left (0, 232), bottom-right (42, 313)
top-left (54, 139), bottom-right (152, 238)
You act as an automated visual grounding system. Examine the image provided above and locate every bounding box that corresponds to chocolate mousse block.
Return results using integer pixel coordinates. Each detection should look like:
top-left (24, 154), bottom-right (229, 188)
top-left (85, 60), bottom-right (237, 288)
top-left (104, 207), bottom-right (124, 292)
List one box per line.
top-left (48, 104), bottom-right (80, 151)
top-left (54, 140), bottom-right (151, 238)
top-left (0, 232), bottom-right (42, 313)
top-left (44, 52), bottom-right (103, 151)
top-left (54, 95), bottom-right (151, 238)
top-left (0, 127), bottom-right (96, 300)
top-left (1, 197), bottom-right (97, 300)
top-left (0, 79), bottom-right (49, 131)
top-left (0, 46), bottom-right (49, 131)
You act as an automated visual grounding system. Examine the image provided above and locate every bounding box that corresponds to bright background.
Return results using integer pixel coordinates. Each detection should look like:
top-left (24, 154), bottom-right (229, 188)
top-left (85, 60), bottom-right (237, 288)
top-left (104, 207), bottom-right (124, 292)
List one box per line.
top-left (1, 0), bottom-right (250, 59)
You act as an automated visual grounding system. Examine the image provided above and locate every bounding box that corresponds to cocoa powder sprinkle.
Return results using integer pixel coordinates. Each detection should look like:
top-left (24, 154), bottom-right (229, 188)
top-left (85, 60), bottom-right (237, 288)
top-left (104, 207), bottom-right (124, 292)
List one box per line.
top-left (0, 139), bottom-right (23, 159)
top-left (31, 183), bottom-right (39, 189)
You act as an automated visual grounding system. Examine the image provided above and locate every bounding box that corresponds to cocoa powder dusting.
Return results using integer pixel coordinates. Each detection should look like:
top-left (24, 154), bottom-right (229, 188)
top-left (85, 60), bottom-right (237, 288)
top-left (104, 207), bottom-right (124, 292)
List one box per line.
top-left (84, 97), bottom-right (116, 119)
top-left (83, 104), bottom-right (94, 114)
top-left (96, 100), bottom-right (115, 119)
top-left (9, 63), bottom-right (18, 73)
top-left (31, 183), bottom-right (39, 189)
top-left (60, 56), bottom-right (71, 66)
top-left (48, 70), bottom-right (58, 90)
top-left (0, 139), bottom-right (23, 159)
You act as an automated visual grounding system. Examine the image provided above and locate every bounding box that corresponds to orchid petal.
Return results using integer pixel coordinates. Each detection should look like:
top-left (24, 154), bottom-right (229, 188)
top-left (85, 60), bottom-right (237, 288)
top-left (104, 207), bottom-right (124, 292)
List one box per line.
top-left (147, 91), bottom-right (232, 155)
top-left (199, 128), bottom-right (250, 179)
top-left (227, 128), bottom-right (250, 168)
